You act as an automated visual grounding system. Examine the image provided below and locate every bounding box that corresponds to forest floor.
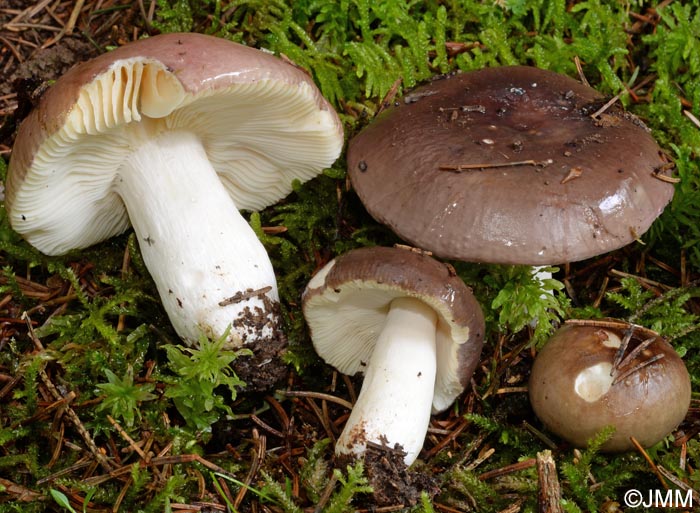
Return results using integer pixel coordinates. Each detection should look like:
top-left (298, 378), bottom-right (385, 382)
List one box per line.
top-left (1, 1), bottom-right (699, 512)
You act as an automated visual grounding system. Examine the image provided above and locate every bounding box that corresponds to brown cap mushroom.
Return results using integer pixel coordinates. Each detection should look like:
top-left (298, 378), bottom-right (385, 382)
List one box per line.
top-left (528, 321), bottom-right (691, 451)
top-left (302, 246), bottom-right (485, 464)
top-left (6, 33), bottom-right (344, 362)
top-left (347, 66), bottom-right (674, 265)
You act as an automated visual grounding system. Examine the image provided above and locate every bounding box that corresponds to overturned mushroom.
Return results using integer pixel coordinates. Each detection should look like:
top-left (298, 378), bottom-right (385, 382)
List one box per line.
top-left (302, 246), bottom-right (485, 464)
top-left (529, 320), bottom-right (691, 451)
top-left (5, 34), bottom-right (344, 386)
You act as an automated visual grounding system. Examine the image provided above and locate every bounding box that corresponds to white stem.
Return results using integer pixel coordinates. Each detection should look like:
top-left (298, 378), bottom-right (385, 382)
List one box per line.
top-left (529, 265), bottom-right (554, 328)
top-left (336, 296), bottom-right (437, 465)
top-left (532, 265), bottom-right (552, 287)
top-left (114, 129), bottom-right (279, 346)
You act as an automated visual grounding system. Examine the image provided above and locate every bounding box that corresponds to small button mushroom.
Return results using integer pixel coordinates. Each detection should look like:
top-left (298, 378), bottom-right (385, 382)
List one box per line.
top-left (302, 246), bottom-right (485, 465)
top-left (528, 321), bottom-right (691, 451)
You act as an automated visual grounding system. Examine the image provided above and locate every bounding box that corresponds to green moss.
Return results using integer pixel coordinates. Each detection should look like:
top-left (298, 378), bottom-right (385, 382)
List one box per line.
top-left (1, 0), bottom-right (699, 510)
top-left (162, 330), bottom-right (250, 433)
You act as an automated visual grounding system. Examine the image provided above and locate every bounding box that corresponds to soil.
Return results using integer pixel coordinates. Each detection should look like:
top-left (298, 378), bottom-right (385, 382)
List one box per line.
top-left (0, 0), bottom-right (144, 149)
top-left (0, 37), bottom-right (94, 98)
top-left (0, 36), bottom-right (97, 143)
top-left (230, 294), bottom-right (290, 391)
top-left (230, 329), bottom-right (289, 392)
top-left (337, 442), bottom-right (440, 507)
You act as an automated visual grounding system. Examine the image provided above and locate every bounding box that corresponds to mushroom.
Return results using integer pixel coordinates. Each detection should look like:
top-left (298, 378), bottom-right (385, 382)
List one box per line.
top-left (347, 66), bottom-right (674, 266)
top-left (302, 246), bottom-right (485, 464)
top-left (5, 33), bottom-right (344, 384)
top-left (528, 321), bottom-right (691, 451)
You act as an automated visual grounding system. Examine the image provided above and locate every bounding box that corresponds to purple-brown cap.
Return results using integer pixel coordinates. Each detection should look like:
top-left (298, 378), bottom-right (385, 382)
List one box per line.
top-left (4, 33), bottom-right (344, 366)
top-left (6, 32), bottom-right (343, 255)
top-left (529, 322), bottom-right (691, 451)
top-left (302, 246), bottom-right (485, 412)
top-left (347, 66), bottom-right (674, 265)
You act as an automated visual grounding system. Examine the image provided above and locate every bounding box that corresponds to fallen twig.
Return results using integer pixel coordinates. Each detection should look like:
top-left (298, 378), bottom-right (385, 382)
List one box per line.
top-left (439, 159), bottom-right (553, 171)
top-left (630, 436), bottom-right (669, 490)
top-left (536, 450), bottom-right (562, 513)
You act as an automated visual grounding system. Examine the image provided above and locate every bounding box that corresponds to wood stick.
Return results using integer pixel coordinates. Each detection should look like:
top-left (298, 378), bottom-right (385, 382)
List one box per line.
top-left (218, 285), bottom-right (272, 306)
top-left (536, 450), bottom-right (562, 513)
top-left (277, 389), bottom-right (354, 410)
top-left (479, 457), bottom-right (536, 481)
top-left (439, 159), bottom-right (552, 171)
top-left (630, 436), bottom-right (669, 490)
top-left (65, 0), bottom-right (85, 35)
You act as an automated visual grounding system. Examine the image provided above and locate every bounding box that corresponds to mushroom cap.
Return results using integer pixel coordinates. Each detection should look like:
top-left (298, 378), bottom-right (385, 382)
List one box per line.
top-left (529, 323), bottom-right (691, 451)
top-left (6, 32), bottom-right (343, 255)
top-left (302, 246), bottom-right (485, 412)
top-left (347, 66), bottom-right (674, 265)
